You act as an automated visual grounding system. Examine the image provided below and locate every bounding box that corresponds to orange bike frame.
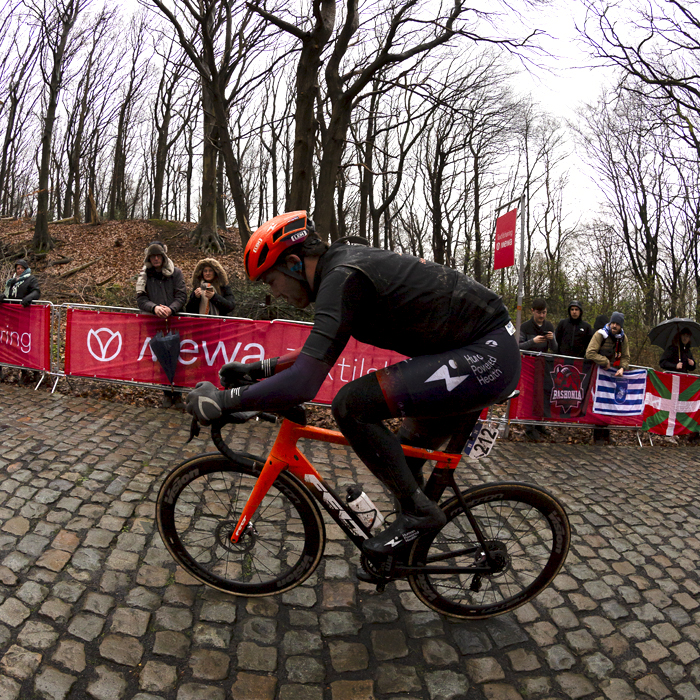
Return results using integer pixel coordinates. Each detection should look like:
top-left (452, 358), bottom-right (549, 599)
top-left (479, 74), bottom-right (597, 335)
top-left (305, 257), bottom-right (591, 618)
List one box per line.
top-left (230, 419), bottom-right (462, 546)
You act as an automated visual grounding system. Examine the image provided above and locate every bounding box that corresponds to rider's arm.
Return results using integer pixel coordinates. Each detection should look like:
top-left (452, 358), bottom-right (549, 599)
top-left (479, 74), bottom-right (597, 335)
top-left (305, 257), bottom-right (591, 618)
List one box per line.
top-left (234, 269), bottom-right (375, 411)
top-left (235, 353), bottom-right (332, 411)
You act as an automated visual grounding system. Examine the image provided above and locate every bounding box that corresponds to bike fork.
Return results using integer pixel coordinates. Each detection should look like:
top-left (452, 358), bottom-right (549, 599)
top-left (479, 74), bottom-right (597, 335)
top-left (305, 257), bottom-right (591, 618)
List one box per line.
top-left (445, 472), bottom-right (500, 570)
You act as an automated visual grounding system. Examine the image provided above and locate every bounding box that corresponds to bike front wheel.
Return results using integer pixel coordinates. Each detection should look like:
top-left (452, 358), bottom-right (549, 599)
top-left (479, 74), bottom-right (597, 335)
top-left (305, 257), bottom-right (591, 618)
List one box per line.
top-left (409, 482), bottom-right (570, 619)
top-left (157, 453), bottom-right (325, 596)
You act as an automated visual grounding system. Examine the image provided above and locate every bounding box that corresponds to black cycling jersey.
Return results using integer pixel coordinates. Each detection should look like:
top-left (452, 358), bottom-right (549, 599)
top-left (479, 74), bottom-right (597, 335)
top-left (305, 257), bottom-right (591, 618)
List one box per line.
top-left (302, 241), bottom-right (511, 365)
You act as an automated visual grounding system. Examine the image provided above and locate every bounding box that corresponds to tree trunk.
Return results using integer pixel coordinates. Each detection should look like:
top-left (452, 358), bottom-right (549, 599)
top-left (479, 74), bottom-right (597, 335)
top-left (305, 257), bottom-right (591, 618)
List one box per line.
top-left (191, 83), bottom-right (222, 253)
top-left (472, 152), bottom-right (482, 283)
top-left (153, 112), bottom-right (170, 219)
top-left (108, 102), bottom-right (128, 220)
top-left (185, 125), bottom-right (194, 223)
top-left (314, 103), bottom-right (352, 241)
top-left (34, 93), bottom-right (60, 251)
top-left (286, 0), bottom-right (336, 212)
top-left (216, 149), bottom-right (226, 229)
top-left (0, 93), bottom-right (19, 217)
top-left (208, 86), bottom-right (251, 245)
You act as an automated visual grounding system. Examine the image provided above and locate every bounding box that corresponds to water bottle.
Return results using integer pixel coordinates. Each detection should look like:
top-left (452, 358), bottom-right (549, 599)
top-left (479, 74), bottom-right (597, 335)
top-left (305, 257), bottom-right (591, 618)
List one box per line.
top-left (346, 485), bottom-right (384, 530)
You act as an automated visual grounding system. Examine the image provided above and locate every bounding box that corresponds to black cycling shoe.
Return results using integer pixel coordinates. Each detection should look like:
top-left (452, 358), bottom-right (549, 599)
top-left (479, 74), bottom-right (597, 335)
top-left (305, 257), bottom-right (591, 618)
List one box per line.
top-left (362, 504), bottom-right (446, 558)
top-left (356, 565), bottom-right (381, 583)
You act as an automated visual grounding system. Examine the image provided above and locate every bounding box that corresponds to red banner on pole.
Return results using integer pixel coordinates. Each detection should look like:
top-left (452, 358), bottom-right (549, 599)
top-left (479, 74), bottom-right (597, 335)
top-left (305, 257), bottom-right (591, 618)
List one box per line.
top-left (494, 208), bottom-right (517, 271)
top-left (0, 302), bottom-right (51, 371)
top-left (64, 308), bottom-right (405, 405)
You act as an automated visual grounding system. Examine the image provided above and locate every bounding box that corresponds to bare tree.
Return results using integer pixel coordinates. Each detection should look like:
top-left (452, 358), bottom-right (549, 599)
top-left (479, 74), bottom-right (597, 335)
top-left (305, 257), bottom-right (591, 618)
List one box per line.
top-left (61, 6), bottom-right (114, 221)
top-left (26, 0), bottom-right (85, 250)
top-left (252, 0), bottom-right (541, 241)
top-left (350, 70), bottom-right (433, 249)
top-left (146, 0), bottom-right (274, 246)
top-left (108, 12), bottom-right (150, 221)
top-left (152, 38), bottom-right (189, 219)
top-left (0, 22), bottom-right (40, 217)
top-left (582, 0), bottom-right (700, 319)
top-left (575, 88), bottom-right (674, 325)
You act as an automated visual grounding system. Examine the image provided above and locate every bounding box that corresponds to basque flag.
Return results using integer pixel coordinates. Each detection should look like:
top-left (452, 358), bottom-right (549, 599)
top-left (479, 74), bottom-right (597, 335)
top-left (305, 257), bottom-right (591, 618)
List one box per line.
top-left (642, 369), bottom-right (700, 435)
top-left (592, 367), bottom-right (647, 416)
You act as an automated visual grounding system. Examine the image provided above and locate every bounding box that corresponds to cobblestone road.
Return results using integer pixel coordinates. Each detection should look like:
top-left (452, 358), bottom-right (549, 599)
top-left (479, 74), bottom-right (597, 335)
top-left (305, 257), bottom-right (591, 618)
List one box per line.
top-left (0, 383), bottom-right (699, 700)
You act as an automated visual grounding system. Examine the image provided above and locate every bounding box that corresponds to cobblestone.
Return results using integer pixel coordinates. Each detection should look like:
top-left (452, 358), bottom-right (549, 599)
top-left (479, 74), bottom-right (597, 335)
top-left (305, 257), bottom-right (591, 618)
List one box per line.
top-left (4, 386), bottom-right (700, 699)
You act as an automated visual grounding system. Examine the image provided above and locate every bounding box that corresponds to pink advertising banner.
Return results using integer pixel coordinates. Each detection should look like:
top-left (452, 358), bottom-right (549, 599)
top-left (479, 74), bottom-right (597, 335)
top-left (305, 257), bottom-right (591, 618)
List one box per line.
top-left (64, 308), bottom-right (405, 405)
top-left (0, 302), bottom-right (51, 371)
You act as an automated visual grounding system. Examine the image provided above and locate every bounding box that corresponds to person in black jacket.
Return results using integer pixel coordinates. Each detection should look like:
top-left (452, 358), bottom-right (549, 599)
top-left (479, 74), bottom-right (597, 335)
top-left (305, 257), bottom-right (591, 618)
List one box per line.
top-left (555, 300), bottom-right (593, 358)
top-left (136, 242), bottom-right (187, 318)
top-left (2, 259), bottom-right (41, 385)
top-left (3, 260), bottom-right (40, 306)
top-left (519, 298), bottom-right (558, 353)
top-left (593, 314), bottom-right (608, 333)
top-left (519, 299), bottom-right (556, 441)
top-left (185, 259), bottom-right (236, 316)
top-left (659, 329), bottom-right (696, 373)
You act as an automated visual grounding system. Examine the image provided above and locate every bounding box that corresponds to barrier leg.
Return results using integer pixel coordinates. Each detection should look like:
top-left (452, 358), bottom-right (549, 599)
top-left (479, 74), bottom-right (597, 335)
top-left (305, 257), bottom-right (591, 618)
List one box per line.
top-left (502, 399), bottom-right (512, 439)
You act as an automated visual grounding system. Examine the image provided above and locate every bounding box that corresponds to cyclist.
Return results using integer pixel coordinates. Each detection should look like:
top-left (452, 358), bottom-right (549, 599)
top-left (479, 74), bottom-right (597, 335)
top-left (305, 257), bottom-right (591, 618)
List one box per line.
top-left (186, 211), bottom-right (520, 565)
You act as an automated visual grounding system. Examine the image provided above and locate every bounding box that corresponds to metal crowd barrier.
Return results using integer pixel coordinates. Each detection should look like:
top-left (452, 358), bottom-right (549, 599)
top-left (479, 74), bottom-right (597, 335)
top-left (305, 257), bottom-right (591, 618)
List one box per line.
top-left (0, 307), bottom-right (673, 445)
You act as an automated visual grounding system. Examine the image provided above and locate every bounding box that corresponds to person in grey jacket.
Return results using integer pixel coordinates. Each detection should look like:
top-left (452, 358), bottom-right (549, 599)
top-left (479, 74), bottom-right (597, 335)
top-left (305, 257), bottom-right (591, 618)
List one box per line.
top-left (136, 242), bottom-right (187, 318)
top-left (135, 242), bottom-right (187, 408)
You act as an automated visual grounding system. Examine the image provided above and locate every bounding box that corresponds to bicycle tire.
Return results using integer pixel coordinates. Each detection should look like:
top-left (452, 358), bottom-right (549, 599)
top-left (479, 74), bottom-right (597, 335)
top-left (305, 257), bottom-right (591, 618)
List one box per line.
top-left (157, 453), bottom-right (325, 596)
top-left (408, 481), bottom-right (570, 619)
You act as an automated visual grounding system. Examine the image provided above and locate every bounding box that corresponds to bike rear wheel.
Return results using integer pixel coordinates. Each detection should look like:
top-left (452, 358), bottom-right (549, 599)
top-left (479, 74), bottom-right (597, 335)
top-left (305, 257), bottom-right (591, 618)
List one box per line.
top-left (157, 453), bottom-right (325, 596)
top-left (409, 482), bottom-right (570, 619)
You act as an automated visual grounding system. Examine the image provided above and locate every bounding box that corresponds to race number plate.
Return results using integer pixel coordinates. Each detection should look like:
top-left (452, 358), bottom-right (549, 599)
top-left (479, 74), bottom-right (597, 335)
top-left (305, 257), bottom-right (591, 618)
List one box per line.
top-left (464, 421), bottom-right (499, 459)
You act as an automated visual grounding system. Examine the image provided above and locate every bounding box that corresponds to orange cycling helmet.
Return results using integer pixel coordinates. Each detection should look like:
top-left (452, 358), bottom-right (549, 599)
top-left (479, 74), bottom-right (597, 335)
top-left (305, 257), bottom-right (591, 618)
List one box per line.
top-left (244, 210), bottom-right (311, 281)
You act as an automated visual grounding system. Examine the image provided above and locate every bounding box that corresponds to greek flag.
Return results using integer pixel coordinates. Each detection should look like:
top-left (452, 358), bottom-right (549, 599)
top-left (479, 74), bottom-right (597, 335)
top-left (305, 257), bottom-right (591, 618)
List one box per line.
top-left (592, 367), bottom-right (648, 416)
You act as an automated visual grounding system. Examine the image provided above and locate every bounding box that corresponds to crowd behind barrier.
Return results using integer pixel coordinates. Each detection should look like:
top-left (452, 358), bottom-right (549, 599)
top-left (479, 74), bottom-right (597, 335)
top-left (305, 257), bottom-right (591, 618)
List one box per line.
top-left (1, 302), bottom-right (699, 437)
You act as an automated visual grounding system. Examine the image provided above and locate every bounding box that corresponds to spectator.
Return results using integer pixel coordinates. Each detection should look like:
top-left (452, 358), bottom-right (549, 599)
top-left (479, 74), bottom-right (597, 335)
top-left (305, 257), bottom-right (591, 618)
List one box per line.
top-left (2, 259), bottom-right (41, 385)
top-left (3, 259), bottom-right (40, 307)
top-left (585, 311), bottom-right (630, 445)
top-left (593, 314), bottom-right (608, 333)
top-left (519, 298), bottom-right (558, 353)
top-left (136, 242), bottom-right (187, 408)
top-left (519, 298), bottom-right (557, 441)
top-left (555, 300), bottom-right (593, 358)
top-left (185, 259), bottom-right (236, 316)
top-left (659, 328), bottom-right (696, 373)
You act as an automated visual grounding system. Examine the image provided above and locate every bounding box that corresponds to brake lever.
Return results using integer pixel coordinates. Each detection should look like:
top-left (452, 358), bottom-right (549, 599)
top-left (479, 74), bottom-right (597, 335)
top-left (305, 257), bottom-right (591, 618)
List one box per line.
top-left (186, 417), bottom-right (201, 444)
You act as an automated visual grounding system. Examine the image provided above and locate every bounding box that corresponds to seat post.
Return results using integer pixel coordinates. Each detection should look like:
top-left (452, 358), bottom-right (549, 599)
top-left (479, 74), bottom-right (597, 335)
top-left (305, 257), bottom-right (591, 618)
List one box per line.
top-left (444, 411), bottom-right (481, 455)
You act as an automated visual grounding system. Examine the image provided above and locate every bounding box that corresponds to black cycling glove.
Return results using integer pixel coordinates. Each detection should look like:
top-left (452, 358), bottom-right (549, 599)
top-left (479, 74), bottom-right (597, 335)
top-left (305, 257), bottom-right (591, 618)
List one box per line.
top-left (219, 359), bottom-right (278, 388)
top-left (186, 381), bottom-right (243, 425)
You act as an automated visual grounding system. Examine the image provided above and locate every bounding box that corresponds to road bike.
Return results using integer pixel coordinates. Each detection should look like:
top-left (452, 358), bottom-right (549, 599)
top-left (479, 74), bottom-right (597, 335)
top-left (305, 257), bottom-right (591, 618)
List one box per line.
top-left (157, 407), bottom-right (570, 619)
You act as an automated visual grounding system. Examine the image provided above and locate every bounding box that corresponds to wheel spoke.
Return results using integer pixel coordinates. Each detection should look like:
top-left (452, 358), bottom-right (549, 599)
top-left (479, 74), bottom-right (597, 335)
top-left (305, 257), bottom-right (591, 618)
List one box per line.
top-left (157, 456), bottom-right (324, 596)
top-left (409, 484), bottom-right (569, 619)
